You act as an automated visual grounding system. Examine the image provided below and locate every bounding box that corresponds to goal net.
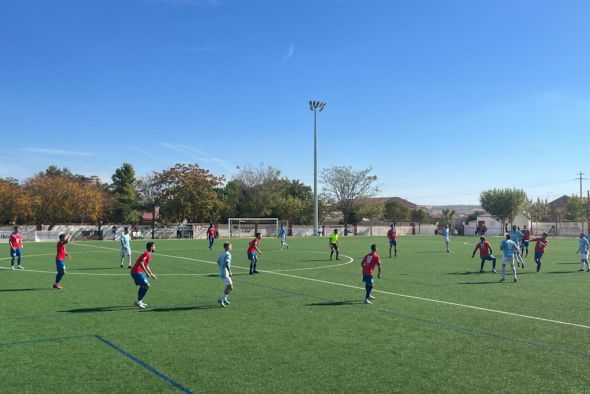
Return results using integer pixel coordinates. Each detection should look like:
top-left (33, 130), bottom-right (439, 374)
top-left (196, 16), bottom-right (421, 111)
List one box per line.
top-left (228, 218), bottom-right (279, 239)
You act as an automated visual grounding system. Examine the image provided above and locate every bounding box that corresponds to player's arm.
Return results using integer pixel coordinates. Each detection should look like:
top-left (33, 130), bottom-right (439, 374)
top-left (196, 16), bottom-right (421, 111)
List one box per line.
top-left (255, 246), bottom-right (262, 254)
top-left (471, 245), bottom-right (478, 258)
top-left (377, 261), bottom-right (382, 279)
top-left (144, 263), bottom-right (157, 280)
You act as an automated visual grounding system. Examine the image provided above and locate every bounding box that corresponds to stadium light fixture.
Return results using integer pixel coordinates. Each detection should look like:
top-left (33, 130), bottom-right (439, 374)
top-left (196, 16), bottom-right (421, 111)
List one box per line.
top-left (309, 100), bottom-right (326, 236)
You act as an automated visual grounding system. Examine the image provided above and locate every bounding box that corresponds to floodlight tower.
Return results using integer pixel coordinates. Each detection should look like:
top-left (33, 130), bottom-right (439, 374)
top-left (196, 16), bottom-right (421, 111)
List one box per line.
top-left (309, 100), bottom-right (326, 236)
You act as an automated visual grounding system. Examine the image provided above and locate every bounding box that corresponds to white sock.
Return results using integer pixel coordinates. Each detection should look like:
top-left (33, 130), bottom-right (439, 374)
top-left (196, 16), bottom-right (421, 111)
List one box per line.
top-left (512, 265), bottom-right (517, 279)
top-left (501, 264), bottom-right (506, 278)
top-left (224, 295), bottom-right (229, 301)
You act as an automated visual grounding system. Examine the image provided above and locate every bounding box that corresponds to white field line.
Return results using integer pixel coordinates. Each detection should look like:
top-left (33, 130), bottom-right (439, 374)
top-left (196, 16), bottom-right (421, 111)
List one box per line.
top-left (38, 243), bottom-right (590, 330)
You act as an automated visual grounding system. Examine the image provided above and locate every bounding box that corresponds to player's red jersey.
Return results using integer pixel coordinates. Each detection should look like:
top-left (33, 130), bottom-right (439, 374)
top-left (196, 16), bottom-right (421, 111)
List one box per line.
top-left (387, 229), bottom-right (397, 241)
top-left (522, 229), bottom-right (531, 240)
top-left (207, 227), bottom-right (216, 238)
top-left (361, 252), bottom-right (381, 276)
top-left (475, 241), bottom-right (492, 257)
top-left (534, 238), bottom-right (548, 253)
top-left (9, 233), bottom-right (22, 249)
top-left (131, 251), bottom-right (152, 274)
top-left (247, 238), bottom-right (259, 254)
top-left (56, 241), bottom-right (68, 261)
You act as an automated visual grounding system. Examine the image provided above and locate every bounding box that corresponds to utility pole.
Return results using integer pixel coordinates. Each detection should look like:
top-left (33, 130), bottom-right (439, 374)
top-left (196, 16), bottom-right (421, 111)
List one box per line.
top-left (576, 172), bottom-right (587, 198)
top-left (309, 100), bottom-right (326, 236)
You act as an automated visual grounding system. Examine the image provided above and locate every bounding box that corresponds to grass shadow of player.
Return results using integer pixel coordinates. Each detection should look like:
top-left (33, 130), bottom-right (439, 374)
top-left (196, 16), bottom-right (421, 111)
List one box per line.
top-left (306, 300), bottom-right (362, 307)
top-left (448, 271), bottom-right (476, 275)
top-left (556, 262), bottom-right (579, 265)
top-left (546, 270), bottom-right (582, 274)
top-left (62, 306), bottom-right (136, 313)
top-left (458, 281), bottom-right (498, 285)
top-left (144, 304), bottom-right (221, 312)
top-left (0, 288), bottom-right (52, 292)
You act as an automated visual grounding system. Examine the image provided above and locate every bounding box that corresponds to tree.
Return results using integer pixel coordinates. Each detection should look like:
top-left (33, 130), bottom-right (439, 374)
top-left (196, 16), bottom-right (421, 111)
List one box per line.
top-left (137, 173), bottom-right (161, 238)
top-left (411, 209), bottom-right (430, 223)
top-left (356, 201), bottom-right (385, 223)
top-left (480, 188), bottom-right (527, 233)
top-left (111, 163), bottom-right (140, 223)
top-left (320, 166), bottom-right (379, 228)
top-left (232, 164), bottom-right (282, 218)
top-left (565, 196), bottom-right (586, 221)
top-left (24, 173), bottom-right (106, 224)
top-left (441, 208), bottom-right (456, 228)
top-left (466, 210), bottom-right (484, 222)
top-left (154, 163), bottom-right (226, 223)
top-left (528, 198), bottom-right (550, 222)
top-left (384, 200), bottom-right (410, 223)
top-left (0, 178), bottom-right (34, 224)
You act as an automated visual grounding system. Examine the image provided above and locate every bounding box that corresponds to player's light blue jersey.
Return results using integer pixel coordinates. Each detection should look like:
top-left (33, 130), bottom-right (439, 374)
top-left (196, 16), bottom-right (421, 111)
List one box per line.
top-left (501, 239), bottom-right (518, 257)
top-left (120, 233), bottom-right (131, 250)
top-left (278, 227), bottom-right (286, 240)
top-left (509, 230), bottom-right (523, 244)
top-left (580, 238), bottom-right (590, 254)
top-left (217, 251), bottom-right (231, 278)
top-left (443, 228), bottom-right (450, 238)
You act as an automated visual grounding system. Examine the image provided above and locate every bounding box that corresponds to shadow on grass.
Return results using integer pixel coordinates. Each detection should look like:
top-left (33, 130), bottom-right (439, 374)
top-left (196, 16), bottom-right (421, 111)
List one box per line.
top-left (448, 271), bottom-right (476, 275)
top-left (306, 300), bottom-right (362, 307)
top-left (299, 259), bottom-right (330, 262)
top-left (556, 262), bottom-right (579, 265)
top-left (459, 281), bottom-right (498, 285)
top-left (70, 267), bottom-right (122, 271)
top-left (414, 251), bottom-right (441, 254)
top-left (0, 288), bottom-right (52, 292)
top-left (61, 306), bottom-right (136, 313)
top-left (546, 271), bottom-right (583, 274)
top-left (144, 304), bottom-right (221, 312)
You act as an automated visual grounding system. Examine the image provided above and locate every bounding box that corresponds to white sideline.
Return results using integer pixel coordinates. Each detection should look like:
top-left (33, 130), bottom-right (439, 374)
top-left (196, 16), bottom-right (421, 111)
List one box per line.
top-left (72, 242), bottom-right (590, 330)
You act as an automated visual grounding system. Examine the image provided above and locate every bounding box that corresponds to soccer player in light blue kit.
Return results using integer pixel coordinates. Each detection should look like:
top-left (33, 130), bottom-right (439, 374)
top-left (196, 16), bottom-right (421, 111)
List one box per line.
top-left (442, 226), bottom-right (451, 252)
top-left (509, 225), bottom-right (525, 268)
top-left (500, 234), bottom-right (520, 283)
top-left (120, 227), bottom-right (132, 268)
top-left (278, 224), bottom-right (288, 250)
top-left (577, 233), bottom-right (590, 272)
top-left (217, 242), bottom-right (233, 307)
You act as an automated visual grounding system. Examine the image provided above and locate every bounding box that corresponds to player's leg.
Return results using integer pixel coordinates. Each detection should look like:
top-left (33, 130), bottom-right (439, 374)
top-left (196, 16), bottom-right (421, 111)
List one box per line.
top-left (389, 242), bottom-right (392, 258)
top-left (479, 258), bottom-right (485, 272)
top-left (491, 255), bottom-right (497, 273)
top-left (248, 255), bottom-right (254, 274)
top-left (511, 262), bottom-right (517, 282)
top-left (253, 255), bottom-right (259, 273)
top-left (500, 257), bottom-right (507, 282)
top-left (54, 261), bottom-right (65, 289)
top-left (535, 252), bottom-right (542, 272)
top-left (330, 245), bottom-right (334, 260)
top-left (363, 276), bottom-right (373, 303)
top-left (127, 251), bottom-right (133, 268)
top-left (10, 250), bottom-right (15, 270)
top-left (17, 249), bottom-right (22, 269)
top-left (335, 245), bottom-right (340, 260)
top-left (120, 252), bottom-right (125, 268)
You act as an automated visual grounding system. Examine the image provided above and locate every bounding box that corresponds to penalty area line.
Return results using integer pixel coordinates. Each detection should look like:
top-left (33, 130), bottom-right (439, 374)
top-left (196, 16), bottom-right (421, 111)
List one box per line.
top-left (262, 270), bottom-right (590, 331)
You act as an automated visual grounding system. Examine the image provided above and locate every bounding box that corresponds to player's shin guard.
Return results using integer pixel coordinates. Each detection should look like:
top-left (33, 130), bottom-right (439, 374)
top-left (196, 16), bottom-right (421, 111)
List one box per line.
top-left (492, 258), bottom-right (497, 270)
top-left (500, 264), bottom-right (506, 279)
top-left (365, 284), bottom-right (373, 300)
top-left (480, 259), bottom-right (485, 271)
top-left (55, 271), bottom-right (64, 284)
top-left (138, 286), bottom-right (148, 301)
top-left (10, 257), bottom-right (15, 267)
top-left (512, 265), bottom-right (517, 280)
top-left (536, 259), bottom-right (541, 272)
top-left (249, 263), bottom-right (254, 274)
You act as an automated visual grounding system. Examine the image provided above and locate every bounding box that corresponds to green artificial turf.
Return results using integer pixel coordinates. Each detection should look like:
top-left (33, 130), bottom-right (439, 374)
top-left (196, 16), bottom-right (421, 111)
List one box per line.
top-left (0, 235), bottom-right (589, 393)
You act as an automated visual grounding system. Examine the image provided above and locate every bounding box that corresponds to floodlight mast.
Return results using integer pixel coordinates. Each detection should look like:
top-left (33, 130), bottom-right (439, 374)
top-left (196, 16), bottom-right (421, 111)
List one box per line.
top-left (309, 100), bottom-right (326, 236)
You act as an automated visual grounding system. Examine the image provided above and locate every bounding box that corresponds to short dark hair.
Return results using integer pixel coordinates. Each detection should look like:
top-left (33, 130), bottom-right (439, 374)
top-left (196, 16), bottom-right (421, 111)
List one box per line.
top-left (505, 234), bottom-right (511, 239)
top-left (146, 242), bottom-right (155, 250)
top-left (480, 236), bottom-right (485, 241)
top-left (255, 232), bottom-right (261, 237)
top-left (542, 232), bottom-right (548, 237)
top-left (223, 242), bottom-right (231, 249)
top-left (370, 244), bottom-right (377, 251)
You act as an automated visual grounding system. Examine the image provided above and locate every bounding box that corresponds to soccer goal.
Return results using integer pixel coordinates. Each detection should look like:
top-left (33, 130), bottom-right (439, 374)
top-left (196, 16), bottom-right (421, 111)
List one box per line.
top-left (228, 218), bottom-right (279, 239)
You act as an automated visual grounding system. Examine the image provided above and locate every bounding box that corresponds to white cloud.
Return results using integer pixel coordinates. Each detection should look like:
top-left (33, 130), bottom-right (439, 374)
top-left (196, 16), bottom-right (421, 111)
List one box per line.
top-left (19, 148), bottom-right (94, 156)
top-left (282, 44), bottom-right (295, 62)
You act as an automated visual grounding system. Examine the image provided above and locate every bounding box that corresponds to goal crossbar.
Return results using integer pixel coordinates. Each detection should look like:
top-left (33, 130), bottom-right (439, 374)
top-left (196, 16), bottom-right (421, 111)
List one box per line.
top-left (228, 218), bottom-right (279, 239)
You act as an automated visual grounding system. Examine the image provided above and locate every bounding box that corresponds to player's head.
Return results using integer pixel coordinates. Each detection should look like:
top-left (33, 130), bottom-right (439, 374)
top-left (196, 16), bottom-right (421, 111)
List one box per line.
top-left (146, 242), bottom-right (155, 252)
top-left (370, 244), bottom-right (377, 252)
top-left (209, 223), bottom-right (213, 227)
top-left (542, 232), bottom-right (548, 239)
top-left (523, 225), bottom-right (528, 229)
top-left (280, 224), bottom-right (284, 228)
top-left (480, 236), bottom-right (485, 242)
top-left (13, 225), bottom-right (19, 232)
top-left (512, 225), bottom-right (517, 230)
top-left (581, 233), bottom-right (586, 239)
top-left (59, 234), bottom-right (66, 241)
top-left (390, 224), bottom-right (394, 228)
top-left (334, 229), bottom-right (338, 234)
top-left (223, 242), bottom-right (232, 251)
top-left (255, 232), bottom-right (261, 239)
top-left (124, 227), bottom-right (129, 234)
top-left (505, 234), bottom-right (511, 240)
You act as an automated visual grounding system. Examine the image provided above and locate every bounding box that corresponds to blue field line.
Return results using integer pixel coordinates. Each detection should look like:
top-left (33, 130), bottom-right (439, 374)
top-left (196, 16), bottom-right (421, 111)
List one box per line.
top-left (240, 279), bottom-right (590, 361)
top-left (94, 335), bottom-right (194, 394)
top-left (0, 334), bottom-right (95, 347)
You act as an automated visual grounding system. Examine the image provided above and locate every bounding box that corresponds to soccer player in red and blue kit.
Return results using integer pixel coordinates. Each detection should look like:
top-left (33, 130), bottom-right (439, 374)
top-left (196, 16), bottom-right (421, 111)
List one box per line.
top-left (247, 233), bottom-right (262, 275)
top-left (387, 224), bottom-right (397, 258)
top-left (521, 225), bottom-right (531, 257)
top-left (207, 223), bottom-right (217, 250)
top-left (534, 233), bottom-right (549, 272)
top-left (471, 236), bottom-right (497, 273)
top-left (9, 226), bottom-right (23, 270)
top-left (53, 233), bottom-right (71, 289)
top-left (361, 244), bottom-right (382, 304)
top-left (130, 242), bottom-right (157, 309)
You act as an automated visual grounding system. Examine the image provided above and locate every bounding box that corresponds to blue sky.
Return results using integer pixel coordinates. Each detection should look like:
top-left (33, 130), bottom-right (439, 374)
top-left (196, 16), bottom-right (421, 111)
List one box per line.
top-left (2, 0), bottom-right (590, 205)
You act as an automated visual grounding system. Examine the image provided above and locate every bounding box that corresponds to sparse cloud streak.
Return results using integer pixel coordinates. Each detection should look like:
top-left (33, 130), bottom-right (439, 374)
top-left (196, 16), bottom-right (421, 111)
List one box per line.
top-left (19, 148), bottom-right (94, 156)
top-left (159, 142), bottom-right (235, 174)
top-left (282, 44), bottom-right (295, 62)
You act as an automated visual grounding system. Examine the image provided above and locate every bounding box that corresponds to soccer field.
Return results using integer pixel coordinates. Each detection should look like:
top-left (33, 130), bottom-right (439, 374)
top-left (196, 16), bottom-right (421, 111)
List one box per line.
top-left (0, 235), bottom-right (589, 393)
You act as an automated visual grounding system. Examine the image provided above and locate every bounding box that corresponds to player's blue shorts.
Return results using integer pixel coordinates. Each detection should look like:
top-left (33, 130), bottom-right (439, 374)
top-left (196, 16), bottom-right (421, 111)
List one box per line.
top-left (131, 272), bottom-right (149, 286)
top-left (482, 255), bottom-right (496, 261)
top-left (534, 252), bottom-right (544, 260)
top-left (247, 252), bottom-right (257, 260)
top-left (522, 240), bottom-right (530, 247)
top-left (10, 248), bottom-right (22, 257)
top-left (55, 260), bottom-right (66, 272)
top-left (389, 240), bottom-right (397, 246)
top-left (362, 274), bottom-right (373, 285)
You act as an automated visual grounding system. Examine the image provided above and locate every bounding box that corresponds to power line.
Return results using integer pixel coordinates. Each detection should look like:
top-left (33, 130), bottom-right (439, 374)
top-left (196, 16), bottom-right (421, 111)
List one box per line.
top-left (576, 171), bottom-right (587, 198)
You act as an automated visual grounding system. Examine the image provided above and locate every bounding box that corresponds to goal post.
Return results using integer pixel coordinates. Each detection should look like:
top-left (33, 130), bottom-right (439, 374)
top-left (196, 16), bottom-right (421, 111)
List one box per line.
top-left (228, 218), bottom-right (279, 239)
